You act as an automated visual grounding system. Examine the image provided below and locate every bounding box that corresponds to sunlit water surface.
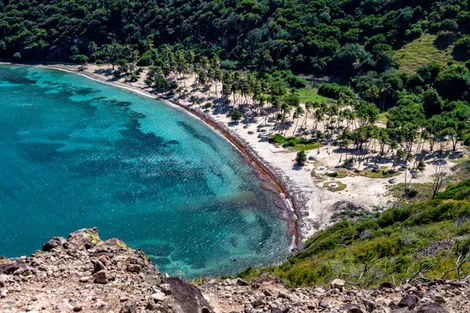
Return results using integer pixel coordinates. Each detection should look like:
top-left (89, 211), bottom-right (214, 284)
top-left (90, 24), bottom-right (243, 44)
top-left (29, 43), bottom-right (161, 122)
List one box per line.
top-left (0, 65), bottom-right (290, 278)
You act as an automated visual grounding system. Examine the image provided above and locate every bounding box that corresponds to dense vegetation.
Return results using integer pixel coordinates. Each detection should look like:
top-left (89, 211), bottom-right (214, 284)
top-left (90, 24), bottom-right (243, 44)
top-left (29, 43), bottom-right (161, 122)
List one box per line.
top-left (239, 179), bottom-right (470, 287)
top-left (1, 0), bottom-right (468, 76)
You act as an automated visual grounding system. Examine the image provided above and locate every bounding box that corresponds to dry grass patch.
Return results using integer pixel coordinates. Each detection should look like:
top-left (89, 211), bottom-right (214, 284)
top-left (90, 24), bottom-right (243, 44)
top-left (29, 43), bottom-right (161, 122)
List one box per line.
top-left (359, 166), bottom-right (400, 179)
top-left (394, 34), bottom-right (459, 74)
top-left (323, 181), bottom-right (347, 192)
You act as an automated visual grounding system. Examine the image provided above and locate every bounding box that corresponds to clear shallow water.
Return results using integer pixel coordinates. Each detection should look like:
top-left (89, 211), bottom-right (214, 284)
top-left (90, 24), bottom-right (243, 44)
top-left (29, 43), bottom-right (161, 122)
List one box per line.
top-left (0, 65), bottom-right (290, 278)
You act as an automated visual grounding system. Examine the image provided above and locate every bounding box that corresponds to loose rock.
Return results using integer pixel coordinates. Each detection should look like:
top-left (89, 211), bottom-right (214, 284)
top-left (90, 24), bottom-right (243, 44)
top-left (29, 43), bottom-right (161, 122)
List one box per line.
top-left (151, 291), bottom-right (167, 302)
top-left (126, 264), bottom-right (141, 273)
top-left (93, 270), bottom-right (108, 284)
top-left (416, 303), bottom-right (449, 313)
top-left (42, 237), bottom-right (67, 252)
top-left (398, 294), bottom-right (419, 308)
top-left (120, 304), bottom-right (137, 313)
top-left (330, 278), bottom-right (346, 291)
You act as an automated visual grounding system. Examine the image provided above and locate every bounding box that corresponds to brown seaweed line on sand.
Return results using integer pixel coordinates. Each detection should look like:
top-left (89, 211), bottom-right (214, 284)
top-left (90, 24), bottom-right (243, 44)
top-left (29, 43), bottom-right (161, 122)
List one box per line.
top-left (29, 62), bottom-right (304, 248)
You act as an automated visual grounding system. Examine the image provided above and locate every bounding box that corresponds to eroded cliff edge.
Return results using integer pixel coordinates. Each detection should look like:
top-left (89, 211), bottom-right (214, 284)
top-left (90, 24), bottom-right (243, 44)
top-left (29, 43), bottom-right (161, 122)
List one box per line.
top-left (0, 228), bottom-right (469, 313)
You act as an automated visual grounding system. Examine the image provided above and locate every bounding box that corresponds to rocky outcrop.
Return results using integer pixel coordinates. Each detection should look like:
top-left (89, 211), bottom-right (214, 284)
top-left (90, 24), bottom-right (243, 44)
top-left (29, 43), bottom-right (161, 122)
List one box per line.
top-left (0, 228), bottom-right (469, 313)
top-left (0, 228), bottom-right (213, 313)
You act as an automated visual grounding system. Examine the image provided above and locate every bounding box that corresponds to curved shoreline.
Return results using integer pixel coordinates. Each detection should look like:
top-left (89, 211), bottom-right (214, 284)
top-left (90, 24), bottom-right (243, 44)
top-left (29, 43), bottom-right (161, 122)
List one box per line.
top-left (165, 98), bottom-right (302, 246)
top-left (2, 62), bottom-right (303, 246)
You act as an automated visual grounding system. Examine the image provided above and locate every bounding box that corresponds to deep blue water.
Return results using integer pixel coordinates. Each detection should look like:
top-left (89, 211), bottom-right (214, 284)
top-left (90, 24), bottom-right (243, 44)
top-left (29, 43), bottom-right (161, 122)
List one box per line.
top-left (0, 65), bottom-right (290, 278)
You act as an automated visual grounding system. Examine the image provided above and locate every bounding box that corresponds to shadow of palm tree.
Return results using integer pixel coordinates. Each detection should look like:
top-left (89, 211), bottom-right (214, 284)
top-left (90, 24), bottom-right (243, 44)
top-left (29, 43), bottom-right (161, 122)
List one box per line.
top-left (332, 147), bottom-right (369, 156)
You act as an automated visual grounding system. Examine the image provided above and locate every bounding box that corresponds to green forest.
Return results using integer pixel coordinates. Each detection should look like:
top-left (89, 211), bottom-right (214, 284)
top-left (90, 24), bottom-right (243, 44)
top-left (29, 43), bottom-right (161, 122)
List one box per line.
top-left (1, 0), bottom-right (469, 76)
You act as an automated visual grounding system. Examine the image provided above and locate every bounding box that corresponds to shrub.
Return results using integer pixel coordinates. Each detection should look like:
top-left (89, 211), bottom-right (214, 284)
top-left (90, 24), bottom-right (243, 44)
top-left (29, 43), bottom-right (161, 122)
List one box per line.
top-left (273, 70), bottom-right (307, 88)
top-left (318, 83), bottom-right (355, 99)
top-left (417, 62), bottom-right (442, 84)
top-left (236, 180), bottom-right (470, 287)
top-left (268, 134), bottom-right (286, 145)
top-left (377, 208), bottom-right (411, 227)
top-left (130, 73), bottom-right (139, 82)
top-left (153, 76), bottom-right (177, 92)
top-left (296, 150), bottom-right (307, 166)
top-left (71, 54), bottom-right (89, 64)
top-left (438, 179), bottom-right (470, 200)
top-left (404, 189), bottom-right (419, 198)
top-left (284, 137), bottom-right (301, 147)
top-left (230, 110), bottom-right (243, 123)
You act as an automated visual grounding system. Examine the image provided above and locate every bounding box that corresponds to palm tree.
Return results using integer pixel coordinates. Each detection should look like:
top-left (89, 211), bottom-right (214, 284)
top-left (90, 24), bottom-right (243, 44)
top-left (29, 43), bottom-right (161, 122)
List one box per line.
top-left (301, 101), bottom-right (314, 131)
top-left (222, 71), bottom-right (233, 104)
top-left (292, 105), bottom-right (305, 136)
top-left (214, 68), bottom-right (223, 100)
top-left (341, 108), bottom-right (355, 131)
top-left (239, 77), bottom-right (251, 106)
top-left (338, 129), bottom-right (352, 162)
top-left (175, 50), bottom-right (187, 86)
top-left (232, 72), bottom-right (242, 106)
top-left (88, 41), bottom-right (98, 61)
top-left (199, 55), bottom-right (209, 71)
top-left (313, 105), bottom-right (325, 133)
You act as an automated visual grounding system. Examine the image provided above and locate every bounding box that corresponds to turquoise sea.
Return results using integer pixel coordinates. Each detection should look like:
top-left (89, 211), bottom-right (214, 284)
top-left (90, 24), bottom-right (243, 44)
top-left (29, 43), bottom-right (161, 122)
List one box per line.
top-left (0, 65), bottom-right (290, 278)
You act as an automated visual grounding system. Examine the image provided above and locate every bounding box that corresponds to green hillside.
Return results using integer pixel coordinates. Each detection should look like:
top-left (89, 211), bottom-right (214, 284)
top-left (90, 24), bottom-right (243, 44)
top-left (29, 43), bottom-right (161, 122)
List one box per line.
top-left (239, 178), bottom-right (470, 287)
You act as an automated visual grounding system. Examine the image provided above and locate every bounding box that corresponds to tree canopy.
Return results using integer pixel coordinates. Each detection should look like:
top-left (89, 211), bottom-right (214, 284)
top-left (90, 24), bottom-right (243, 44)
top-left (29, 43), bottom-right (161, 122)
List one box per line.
top-left (0, 0), bottom-right (468, 78)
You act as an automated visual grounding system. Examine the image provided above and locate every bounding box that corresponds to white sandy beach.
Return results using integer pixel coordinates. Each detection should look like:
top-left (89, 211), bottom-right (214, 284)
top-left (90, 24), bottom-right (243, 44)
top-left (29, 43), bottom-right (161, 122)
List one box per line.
top-left (24, 63), bottom-right (462, 241)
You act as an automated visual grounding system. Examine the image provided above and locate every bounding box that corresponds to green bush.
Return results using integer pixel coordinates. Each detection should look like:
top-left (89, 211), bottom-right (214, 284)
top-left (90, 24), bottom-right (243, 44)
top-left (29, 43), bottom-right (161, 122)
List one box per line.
top-left (318, 83), bottom-right (355, 99)
top-left (269, 136), bottom-right (319, 150)
top-left (272, 70), bottom-right (307, 88)
top-left (153, 76), bottom-right (177, 92)
top-left (438, 179), bottom-right (470, 200)
top-left (296, 150), bottom-right (307, 166)
top-left (268, 134), bottom-right (286, 145)
top-left (230, 110), bottom-right (243, 123)
top-left (454, 35), bottom-right (470, 59)
top-left (284, 137), bottom-right (302, 147)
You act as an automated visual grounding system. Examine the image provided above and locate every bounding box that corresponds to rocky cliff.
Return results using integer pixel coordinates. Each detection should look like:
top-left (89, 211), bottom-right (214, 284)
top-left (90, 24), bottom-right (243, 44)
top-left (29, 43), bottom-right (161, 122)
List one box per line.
top-left (0, 228), bottom-right (469, 313)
